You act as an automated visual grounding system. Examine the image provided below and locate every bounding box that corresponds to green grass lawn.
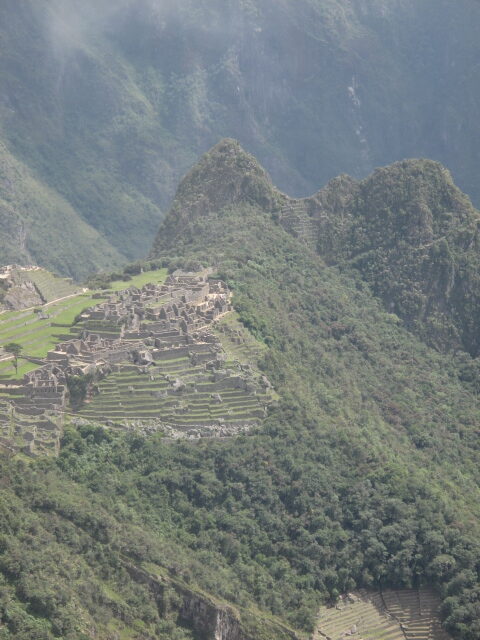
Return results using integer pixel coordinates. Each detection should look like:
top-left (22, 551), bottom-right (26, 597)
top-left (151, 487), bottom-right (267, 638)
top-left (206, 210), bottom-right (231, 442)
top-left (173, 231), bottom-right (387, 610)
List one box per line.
top-left (0, 358), bottom-right (39, 379)
top-left (108, 268), bottom-right (168, 291)
top-left (51, 295), bottom-right (108, 325)
top-left (0, 310), bottom-right (35, 334)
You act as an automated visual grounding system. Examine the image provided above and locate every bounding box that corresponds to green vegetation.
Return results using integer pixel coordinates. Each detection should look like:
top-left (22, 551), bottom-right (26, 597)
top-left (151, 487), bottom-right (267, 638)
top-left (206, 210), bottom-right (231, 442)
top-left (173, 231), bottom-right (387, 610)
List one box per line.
top-left (2, 148), bottom-right (480, 637)
top-left (0, 142), bottom-right (123, 279)
top-left (86, 263), bottom-right (168, 291)
top-left (0, 357), bottom-right (38, 379)
top-left (0, 296), bottom-right (100, 379)
top-left (1, 1), bottom-right (480, 277)
top-left (150, 143), bottom-right (480, 637)
top-left (3, 343), bottom-right (22, 374)
top-left (66, 374), bottom-right (93, 411)
top-left (107, 267), bottom-right (168, 291)
top-left (312, 159), bottom-right (480, 357)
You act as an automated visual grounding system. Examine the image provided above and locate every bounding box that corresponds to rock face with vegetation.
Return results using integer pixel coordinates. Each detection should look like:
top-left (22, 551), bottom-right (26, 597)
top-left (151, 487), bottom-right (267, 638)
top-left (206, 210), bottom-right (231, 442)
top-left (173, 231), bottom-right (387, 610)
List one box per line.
top-left (151, 141), bottom-right (480, 638)
top-left (1, 0), bottom-right (480, 277)
top-left (155, 141), bottom-right (480, 357)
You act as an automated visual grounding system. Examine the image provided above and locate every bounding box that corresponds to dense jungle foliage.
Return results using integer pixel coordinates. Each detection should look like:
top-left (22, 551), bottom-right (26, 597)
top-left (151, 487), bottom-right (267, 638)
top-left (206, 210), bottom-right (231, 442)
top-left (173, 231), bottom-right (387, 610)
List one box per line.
top-left (313, 159), bottom-right (480, 357)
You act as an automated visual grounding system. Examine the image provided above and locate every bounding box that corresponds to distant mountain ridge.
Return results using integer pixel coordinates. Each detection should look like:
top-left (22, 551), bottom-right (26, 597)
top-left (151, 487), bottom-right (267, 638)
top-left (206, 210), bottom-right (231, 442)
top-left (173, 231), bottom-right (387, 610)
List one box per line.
top-left (2, 0), bottom-right (480, 277)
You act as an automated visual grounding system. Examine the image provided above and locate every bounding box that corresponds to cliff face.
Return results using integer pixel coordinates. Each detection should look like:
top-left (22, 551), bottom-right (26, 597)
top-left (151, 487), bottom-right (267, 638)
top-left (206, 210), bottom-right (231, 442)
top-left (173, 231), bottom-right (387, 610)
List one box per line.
top-left (124, 562), bottom-right (298, 640)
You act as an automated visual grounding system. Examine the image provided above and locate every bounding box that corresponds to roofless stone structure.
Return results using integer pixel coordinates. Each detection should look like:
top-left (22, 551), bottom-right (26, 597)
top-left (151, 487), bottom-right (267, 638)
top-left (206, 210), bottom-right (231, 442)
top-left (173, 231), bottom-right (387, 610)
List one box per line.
top-left (0, 269), bottom-right (273, 455)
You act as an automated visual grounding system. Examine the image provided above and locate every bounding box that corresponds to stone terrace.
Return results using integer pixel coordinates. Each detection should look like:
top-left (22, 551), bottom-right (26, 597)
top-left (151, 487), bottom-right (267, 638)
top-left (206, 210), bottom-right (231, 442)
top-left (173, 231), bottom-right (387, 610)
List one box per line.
top-left (73, 270), bottom-right (272, 439)
top-left (0, 269), bottom-right (273, 454)
top-left (0, 265), bottom-right (80, 311)
top-left (0, 365), bottom-right (65, 456)
top-left (313, 588), bottom-right (452, 640)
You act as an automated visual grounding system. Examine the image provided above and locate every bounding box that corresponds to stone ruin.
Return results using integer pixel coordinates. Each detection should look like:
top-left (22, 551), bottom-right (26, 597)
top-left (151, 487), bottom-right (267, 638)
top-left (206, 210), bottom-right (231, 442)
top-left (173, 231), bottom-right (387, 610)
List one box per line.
top-left (0, 269), bottom-right (273, 455)
top-left (0, 264), bottom-right (80, 312)
top-left (0, 363), bottom-right (66, 457)
top-left (278, 201), bottom-right (319, 249)
top-left (0, 264), bottom-right (44, 310)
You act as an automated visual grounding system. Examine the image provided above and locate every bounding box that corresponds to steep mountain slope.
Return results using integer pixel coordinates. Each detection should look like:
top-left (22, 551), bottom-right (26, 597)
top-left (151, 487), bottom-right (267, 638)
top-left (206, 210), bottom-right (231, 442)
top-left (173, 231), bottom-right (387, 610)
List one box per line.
top-left (150, 141), bottom-right (480, 638)
top-left (320, 161), bottom-right (480, 356)
top-left (0, 142), bottom-right (121, 279)
top-left (1, 144), bottom-right (480, 638)
top-left (2, 0), bottom-right (480, 276)
top-left (154, 141), bottom-right (480, 357)
top-left (311, 160), bottom-right (480, 356)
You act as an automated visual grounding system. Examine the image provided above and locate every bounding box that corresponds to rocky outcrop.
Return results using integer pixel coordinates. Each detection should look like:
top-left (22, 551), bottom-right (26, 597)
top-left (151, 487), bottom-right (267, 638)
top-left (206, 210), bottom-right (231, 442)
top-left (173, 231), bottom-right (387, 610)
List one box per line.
top-left (3, 279), bottom-right (43, 310)
top-left (123, 561), bottom-right (299, 640)
top-left (0, 265), bottom-right (44, 310)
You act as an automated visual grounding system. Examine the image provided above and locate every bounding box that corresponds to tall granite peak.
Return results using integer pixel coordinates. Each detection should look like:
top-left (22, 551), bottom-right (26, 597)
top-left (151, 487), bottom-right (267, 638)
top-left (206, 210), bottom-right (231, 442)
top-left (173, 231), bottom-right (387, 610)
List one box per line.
top-left (153, 145), bottom-right (480, 357)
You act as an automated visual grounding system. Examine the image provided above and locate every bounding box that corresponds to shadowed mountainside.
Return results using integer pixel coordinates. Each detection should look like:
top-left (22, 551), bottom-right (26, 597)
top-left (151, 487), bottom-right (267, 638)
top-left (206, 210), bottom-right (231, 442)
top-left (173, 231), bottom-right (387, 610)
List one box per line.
top-left (2, 0), bottom-right (480, 276)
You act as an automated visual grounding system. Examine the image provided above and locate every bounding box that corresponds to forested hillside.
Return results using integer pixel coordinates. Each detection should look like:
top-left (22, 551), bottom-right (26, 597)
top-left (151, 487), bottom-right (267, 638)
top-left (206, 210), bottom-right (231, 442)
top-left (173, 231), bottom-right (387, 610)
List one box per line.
top-left (1, 0), bottom-right (480, 277)
top-left (306, 159), bottom-right (480, 356)
top-left (2, 142), bottom-right (479, 639)
top-left (150, 141), bottom-right (480, 638)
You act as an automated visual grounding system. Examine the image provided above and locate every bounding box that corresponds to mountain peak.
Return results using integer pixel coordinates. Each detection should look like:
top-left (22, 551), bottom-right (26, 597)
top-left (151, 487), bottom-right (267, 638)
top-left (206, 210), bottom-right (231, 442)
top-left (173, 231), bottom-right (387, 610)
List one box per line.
top-left (152, 145), bottom-right (480, 356)
top-left (177, 138), bottom-right (276, 207)
top-left (153, 139), bottom-right (281, 252)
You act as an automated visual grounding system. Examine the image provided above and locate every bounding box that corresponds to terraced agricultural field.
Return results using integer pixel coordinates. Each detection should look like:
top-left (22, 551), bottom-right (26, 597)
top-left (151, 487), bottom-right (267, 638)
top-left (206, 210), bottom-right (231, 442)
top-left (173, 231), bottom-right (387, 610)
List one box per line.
top-left (78, 353), bottom-right (272, 436)
top-left (213, 311), bottom-right (266, 363)
top-left (0, 296), bottom-right (103, 379)
top-left (19, 268), bottom-right (80, 302)
top-left (73, 293), bottom-right (274, 437)
top-left (313, 588), bottom-right (451, 640)
top-left (0, 268), bottom-right (172, 455)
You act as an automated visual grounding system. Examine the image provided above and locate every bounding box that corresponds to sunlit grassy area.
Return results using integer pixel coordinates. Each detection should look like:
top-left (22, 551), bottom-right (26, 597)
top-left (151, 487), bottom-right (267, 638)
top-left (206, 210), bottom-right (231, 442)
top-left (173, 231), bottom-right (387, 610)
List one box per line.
top-left (0, 358), bottom-right (38, 379)
top-left (108, 268), bottom-right (168, 291)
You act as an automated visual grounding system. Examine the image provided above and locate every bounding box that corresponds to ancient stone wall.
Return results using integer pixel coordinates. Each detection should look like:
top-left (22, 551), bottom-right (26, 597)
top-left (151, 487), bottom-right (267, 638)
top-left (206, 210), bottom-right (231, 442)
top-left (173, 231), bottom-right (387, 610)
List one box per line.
top-left (0, 270), bottom-right (271, 455)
